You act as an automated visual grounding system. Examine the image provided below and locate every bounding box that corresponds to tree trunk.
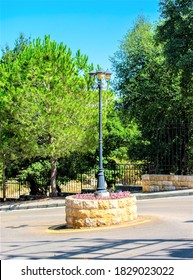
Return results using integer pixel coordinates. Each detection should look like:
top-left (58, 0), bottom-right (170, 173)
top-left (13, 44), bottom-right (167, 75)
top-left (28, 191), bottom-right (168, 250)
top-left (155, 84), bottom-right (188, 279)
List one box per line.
top-left (50, 157), bottom-right (57, 197)
top-left (2, 160), bottom-right (6, 201)
top-left (49, 133), bottom-right (57, 197)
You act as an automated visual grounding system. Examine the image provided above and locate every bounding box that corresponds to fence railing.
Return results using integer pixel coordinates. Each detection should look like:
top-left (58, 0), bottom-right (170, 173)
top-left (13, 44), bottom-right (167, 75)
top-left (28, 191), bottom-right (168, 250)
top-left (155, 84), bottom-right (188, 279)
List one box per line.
top-left (60, 164), bottom-right (145, 194)
top-left (0, 164), bottom-right (147, 199)
top-left (0, 180), bottom-right (30, 200)
top-left (60, 169), bottom-right (97, 194)
top-left (149, 120), bottom-right (193, 175)
top-left (3, 160), bottom-right (192, 199)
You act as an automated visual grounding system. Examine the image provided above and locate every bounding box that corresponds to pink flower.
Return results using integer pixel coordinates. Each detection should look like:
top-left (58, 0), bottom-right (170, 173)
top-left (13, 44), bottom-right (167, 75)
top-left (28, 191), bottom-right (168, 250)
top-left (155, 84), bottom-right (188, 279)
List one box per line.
top-left (74, 191), bottom-right (131, 200)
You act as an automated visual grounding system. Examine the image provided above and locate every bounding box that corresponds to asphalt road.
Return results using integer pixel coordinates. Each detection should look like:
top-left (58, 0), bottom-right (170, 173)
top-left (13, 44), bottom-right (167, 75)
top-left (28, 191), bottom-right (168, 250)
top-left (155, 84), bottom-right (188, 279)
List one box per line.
top-left (0, 196), bottom-right (193, 260)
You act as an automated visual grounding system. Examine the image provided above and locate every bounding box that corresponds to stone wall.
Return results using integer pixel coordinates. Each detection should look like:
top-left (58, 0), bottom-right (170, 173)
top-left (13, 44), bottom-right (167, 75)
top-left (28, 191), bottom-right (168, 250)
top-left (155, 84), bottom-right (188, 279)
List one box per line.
top-left (65, 195), bottom-right (137, 228)
top-left (142, 174), bottom-right (193, 192)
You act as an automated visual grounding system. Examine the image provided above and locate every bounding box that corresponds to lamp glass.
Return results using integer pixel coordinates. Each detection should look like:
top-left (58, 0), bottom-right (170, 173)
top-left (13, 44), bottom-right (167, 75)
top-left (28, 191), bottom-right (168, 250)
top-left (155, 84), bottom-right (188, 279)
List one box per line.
top-left (97, 72), bottom-right (105, 79)
top-left (97, 69), bottom-right (105, 80)
top-left (105, 70), bottom-right (112, 81)
top-left (105, 73), bottom-right (111, 81)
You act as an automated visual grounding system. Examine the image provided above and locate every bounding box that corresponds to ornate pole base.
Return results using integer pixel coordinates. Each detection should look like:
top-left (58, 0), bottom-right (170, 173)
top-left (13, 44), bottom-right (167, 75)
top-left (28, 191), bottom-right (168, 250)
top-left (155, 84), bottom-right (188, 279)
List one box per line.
top-left (95, 169), bottom-right (109, 198)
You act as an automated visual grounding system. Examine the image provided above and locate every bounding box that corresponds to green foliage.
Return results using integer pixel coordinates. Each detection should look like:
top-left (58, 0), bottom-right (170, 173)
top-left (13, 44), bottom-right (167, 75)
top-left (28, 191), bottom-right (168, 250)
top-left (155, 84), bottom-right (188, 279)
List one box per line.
top-left (103, 107), bottom-right (139, 163)
top-left (156, 0), bottom-right (193, 73)
top-left (1, 33), bottom-right (31, 63)
top-left (56, 152), bottom-right (97, 183)
top-left (0, 162), bottom-right (2, 181)
top-left (18, 160), bottom-right (51, 195)
top-left (112, 16), bottom-right (182, 124)
top-left (156, 0), bottom-right (193, 97)
top-left (0, 34), bottom-right (114, 195)
top-left (111, 14), bottom-right (192, 167)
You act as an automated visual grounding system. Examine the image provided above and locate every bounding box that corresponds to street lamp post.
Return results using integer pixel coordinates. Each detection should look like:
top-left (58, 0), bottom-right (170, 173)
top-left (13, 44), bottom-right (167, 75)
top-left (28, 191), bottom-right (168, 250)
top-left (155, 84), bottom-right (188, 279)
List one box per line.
top-left (89, 68), bottom-right (112, 197)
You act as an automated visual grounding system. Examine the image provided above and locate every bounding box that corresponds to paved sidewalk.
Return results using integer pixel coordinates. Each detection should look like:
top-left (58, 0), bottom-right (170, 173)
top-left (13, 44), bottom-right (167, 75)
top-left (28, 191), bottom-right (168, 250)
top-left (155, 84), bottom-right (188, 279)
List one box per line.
top-left (0, 189), bottom-right (193, 211)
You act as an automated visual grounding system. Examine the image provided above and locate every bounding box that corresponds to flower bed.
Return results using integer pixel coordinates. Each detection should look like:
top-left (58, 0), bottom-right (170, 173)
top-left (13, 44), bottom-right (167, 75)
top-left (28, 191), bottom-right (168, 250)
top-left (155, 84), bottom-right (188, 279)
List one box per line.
top-left (74, 191), bottom-right (131, 200)
top-left (65, 192), bottom-right (137, 228)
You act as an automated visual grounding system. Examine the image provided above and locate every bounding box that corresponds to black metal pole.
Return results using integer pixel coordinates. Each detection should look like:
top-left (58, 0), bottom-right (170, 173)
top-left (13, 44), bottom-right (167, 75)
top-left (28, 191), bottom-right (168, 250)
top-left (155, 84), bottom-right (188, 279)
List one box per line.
top-left (95, 79), bottom-right (107, 195)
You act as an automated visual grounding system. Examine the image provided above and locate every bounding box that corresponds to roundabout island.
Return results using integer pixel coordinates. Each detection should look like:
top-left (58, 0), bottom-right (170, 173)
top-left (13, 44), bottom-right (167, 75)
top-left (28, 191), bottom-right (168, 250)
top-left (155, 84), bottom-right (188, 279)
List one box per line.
top-left (65, 192), bottom-right (138, 228)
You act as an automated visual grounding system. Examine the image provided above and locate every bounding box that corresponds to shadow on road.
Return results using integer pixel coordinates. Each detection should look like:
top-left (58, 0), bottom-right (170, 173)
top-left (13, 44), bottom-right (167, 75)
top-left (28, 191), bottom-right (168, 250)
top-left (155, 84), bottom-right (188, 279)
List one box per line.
top-left (1, 238), bottom-right (193, 260)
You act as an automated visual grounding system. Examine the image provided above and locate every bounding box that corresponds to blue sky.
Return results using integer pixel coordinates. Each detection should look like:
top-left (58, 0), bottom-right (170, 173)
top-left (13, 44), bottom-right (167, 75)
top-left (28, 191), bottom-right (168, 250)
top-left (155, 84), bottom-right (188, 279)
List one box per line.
top-left (1, 0), bottom-right (160, 70)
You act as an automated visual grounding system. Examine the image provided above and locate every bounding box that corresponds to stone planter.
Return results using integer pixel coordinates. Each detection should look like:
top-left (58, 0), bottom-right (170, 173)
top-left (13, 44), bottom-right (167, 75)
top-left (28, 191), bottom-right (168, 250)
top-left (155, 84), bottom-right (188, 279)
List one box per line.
top-left (65, 195), bottom-right (137, 228)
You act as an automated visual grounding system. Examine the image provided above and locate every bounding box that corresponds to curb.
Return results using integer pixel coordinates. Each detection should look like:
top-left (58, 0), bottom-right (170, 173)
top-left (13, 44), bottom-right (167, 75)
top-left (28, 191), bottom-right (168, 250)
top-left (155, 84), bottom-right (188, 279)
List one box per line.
top-left (0, 201), bottom-right (66, 212)
top-left (136, 189), bottom-right (193, 200)
top-left (46, 215), bottom-right (153, 234)
top-left (0, 189), bottom-right (193, 211)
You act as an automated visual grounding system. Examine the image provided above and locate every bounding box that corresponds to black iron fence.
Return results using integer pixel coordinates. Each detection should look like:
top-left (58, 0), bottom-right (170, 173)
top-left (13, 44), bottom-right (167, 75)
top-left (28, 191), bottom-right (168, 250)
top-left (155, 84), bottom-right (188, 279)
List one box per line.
top-left (1, 133), bottom-right (193, 199)
top-left (0, 180), bottom-right (30, 200)
top-left (0, 164), bottom-right (146, 199)
top-left (59, 163), bottom-right (146, 194)
top-left (147, 120), bottom-right (193, 175)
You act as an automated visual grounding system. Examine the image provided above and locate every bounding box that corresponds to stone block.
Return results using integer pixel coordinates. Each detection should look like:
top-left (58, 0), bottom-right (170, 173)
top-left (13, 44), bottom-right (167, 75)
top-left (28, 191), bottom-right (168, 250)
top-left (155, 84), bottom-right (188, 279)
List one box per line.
top-left (174, 175), bottom-right (179, 181)
top-left (121, 215), bottom-right (129, 222)
top-left (118, 198), bottom-right (127, 208)
top-left (111, 217), bottom-right (122, 224)
top-left (149, 186), bottom-right (160, 192)
top-left (105, 209), bottom-right (118, 218)
top-left (73, 218), bottom-right (85, 228)
top-left (142, 181), bottom-right (150, 187)
top-left (125, 195), bottom-right (136, 206)
top-left (186, 182), bottom-right (193, 188)
top-left (148, 175), bottom-right (160, 181)
top-left (85, 218), bottom-right (97, 227)
top-left (142, 185), bottom-right (150, 192)
top-left (65, 198), bottom-right (72, 208)
top-left (162, 186), bottom-right (176, 191)
top-left (76, 209), bottom-right (90, 218)
top-left (162, 180), bottom-right (173, 186)
top-left (98, 200), bottom-right (109, 209)
top-left (150, 175), bottom-right (172, 181)
top-left (179, 183), bottom-right (193, 188)
top-left (71, 199), bottom-right (83, 209)
top-left (175, 180), bottom-right (193, 188)
top-left (65, 208), bottom-right (72, 216)
top-left (71, 208), bottom-right (79, 217)
top-left (126, 205), bottom-right (137, 215)
top-left (179, 176), bottom-right (193, 182)
top-left (142, 174), bottom-right (149, 180)
top-left (97, 218), bottom-right (111, 226)
top-left (90, 209), bottom-right (104, 218)
top-left (83, 200), bottom-right (98, 209)
top-left (66, 216), bottom-right (73, 225)
top-left (150, 180), bottom-right (162, 186)
top-left (174, 181), bottom-right (182, 187)
top-left (108, 199), bottom-right (118, 209)
top-left (117, 208), bottom-right (127, 217)
top-left (166, 175), bottom-right (174, 181)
